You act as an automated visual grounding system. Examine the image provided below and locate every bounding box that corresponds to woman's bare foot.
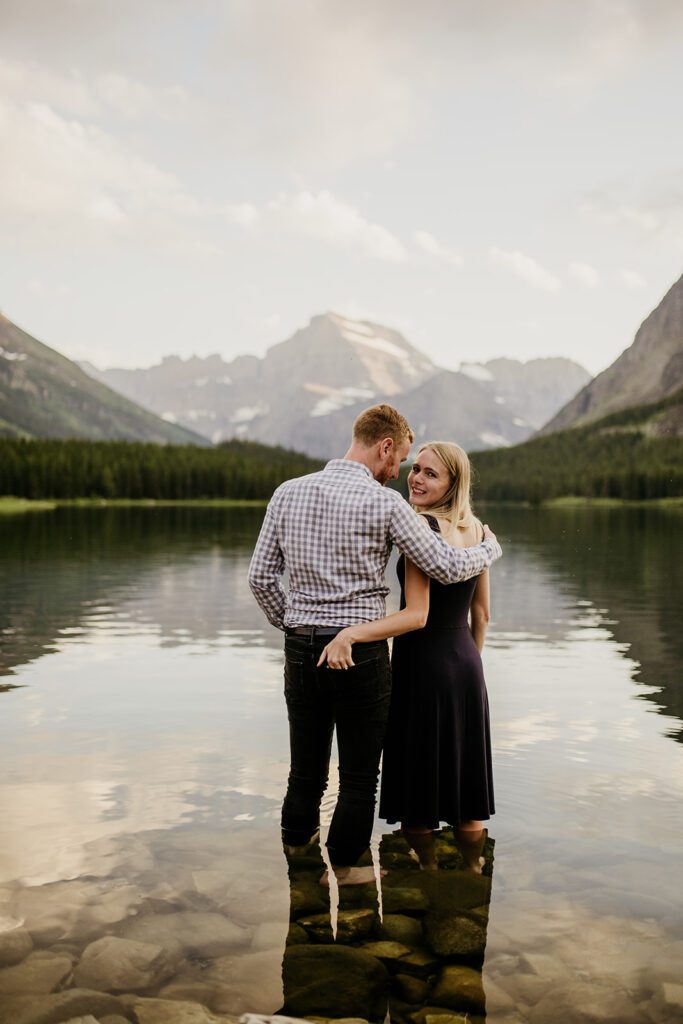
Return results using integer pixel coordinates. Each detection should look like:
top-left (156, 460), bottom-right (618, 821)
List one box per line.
top-left (454, 824), bottom-right (486, 873)
top-left (319, 865), bottom-right (385, 887)
top-left (402, 826), bottom-right (437, 870)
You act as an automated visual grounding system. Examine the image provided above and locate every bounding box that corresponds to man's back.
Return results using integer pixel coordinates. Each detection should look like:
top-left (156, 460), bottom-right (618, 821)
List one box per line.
top-left (248, 458), bottom-right (501, 629)
top-left (250, 459), bottom-right (401, 627)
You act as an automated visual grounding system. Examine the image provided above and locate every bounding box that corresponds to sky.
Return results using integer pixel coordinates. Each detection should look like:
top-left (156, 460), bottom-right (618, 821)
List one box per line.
top-left (2, 0), bottom-right (683, 376)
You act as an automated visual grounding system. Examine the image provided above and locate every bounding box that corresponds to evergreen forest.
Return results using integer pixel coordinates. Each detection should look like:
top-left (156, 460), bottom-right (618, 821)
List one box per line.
top-left (0, 438), bottom-right (323, 501)
top-left (469, 388), bottom-right (683, 504)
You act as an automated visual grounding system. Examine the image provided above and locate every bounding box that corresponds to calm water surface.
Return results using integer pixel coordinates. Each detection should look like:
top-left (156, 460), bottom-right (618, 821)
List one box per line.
top-left (0, 506), bottom-right (681, 1023)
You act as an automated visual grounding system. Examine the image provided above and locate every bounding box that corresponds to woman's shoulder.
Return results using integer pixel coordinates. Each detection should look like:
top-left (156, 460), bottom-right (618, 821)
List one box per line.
top-left (418, 512), bottom-right (444, 534)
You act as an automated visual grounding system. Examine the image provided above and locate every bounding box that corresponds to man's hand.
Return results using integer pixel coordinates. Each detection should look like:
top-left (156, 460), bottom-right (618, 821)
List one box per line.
top-left (317, 629), bottom-right (355, 669)
top-left (482, 524), bottom-right (497, 544)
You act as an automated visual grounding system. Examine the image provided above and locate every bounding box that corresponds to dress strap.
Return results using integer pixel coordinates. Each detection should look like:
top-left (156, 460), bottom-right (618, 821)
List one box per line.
top-left (424, 514), bottom-right (441, 533)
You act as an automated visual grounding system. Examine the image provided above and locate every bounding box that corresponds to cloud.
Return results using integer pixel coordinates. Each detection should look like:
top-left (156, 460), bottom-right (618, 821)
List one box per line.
top-left (581, 198), bottom-right (660, 231)
top-left (266, 191), bottom-right (408, 262)
top-left (0, 57), bottom-right (189, 123)
top-left (414, 230), bottom-right (463, 266)
top-left (0, 92), bottom-right (205, 248)
top-left (569, 262), bottom-right (600, 288)
top-left (95, 72), bottom-right (189, 121)
top-left (223, 203), bottom-right (260, 227)
top-left (620, 269), bottom-right (647, 289)
top-left (490, 247), bottom-right (561, 292)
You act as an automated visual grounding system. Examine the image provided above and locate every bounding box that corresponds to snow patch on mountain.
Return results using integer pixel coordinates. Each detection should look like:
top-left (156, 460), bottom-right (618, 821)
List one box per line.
top-left (305, 382), bottom-right (376, 417)
top-left (0, 347), bottom-right (28, 361)
top-left (231, 404), bottom-right (268, 424)
top-left (480, 431), bottom-right (511, 447)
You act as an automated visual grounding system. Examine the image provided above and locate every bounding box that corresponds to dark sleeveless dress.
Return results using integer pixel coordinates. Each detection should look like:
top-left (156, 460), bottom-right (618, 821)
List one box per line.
top-left (379, 515), bottom-right (495, 828)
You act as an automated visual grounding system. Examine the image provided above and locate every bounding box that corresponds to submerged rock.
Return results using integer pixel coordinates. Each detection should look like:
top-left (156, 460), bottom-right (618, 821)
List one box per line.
top-left (377, 914), bottom-right (423, 947)
top-left (429, 965), bottom-right (486, 1014)
top-left (282, 944), bottom-right (388, 1020)
top-left (74, 935), bottom-right (175, 992)
top-left (118, 911), bottom-right (249, 958)
top-left (295, 913), bottom-right (333, 944)
top-left (0, 927), bottom-right (33, 968)
top-left (11, 880), bottom-right (141, 945)
top-left (0, 987), bottom-right (127, 1024)
top-left (133, 997), bottom-right (240, 1023)
top-left (199, 949), bottom-right (284, 1015)
top-left (392, 973), bottom-right (430, 1004)
top-left (0, 953), bottom-right (72, 995)
top-left (528, 981), bottom-right (651, 1023)
top-left (408, 1011), bottom-right (471, 1024)
top-left (285, 923), bottom-right (308, 946)
top-left (360, 941), bottom-right (412, 968)
top-left (56, 1017), bottom-right (100, 1024)
top-left (381, 889), bottom-right (429, 916)
top-left (299, 908), bottom-right (375, 945)
top-left (424, 914), bottom-right (487, 959)
top-left (390, 949), bottom-right (440, 980)
top-left (288, 884), bottom-right (329, 920)
top-left (249, 922), bottom-right (287, 953)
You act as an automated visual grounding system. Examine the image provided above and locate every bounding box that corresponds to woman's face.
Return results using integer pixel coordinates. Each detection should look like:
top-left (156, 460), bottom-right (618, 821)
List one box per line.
top-left (408, 447), bottom-right (451, 509)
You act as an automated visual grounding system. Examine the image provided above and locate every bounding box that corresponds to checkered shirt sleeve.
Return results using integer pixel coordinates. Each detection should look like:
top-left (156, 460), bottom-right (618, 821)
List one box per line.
top-left (388, 498), bottom-right (502, 583)
top-left (247, 483), bottom-right (288, 629)
top-left (248, 461), bottom-right (502, 629)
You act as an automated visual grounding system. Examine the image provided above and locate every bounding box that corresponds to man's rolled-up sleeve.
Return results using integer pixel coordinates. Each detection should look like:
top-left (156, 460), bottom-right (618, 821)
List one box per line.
top-left (389, 498), bottom-right (502, 584)
top-left (248, 489), bottom-right (287, 629)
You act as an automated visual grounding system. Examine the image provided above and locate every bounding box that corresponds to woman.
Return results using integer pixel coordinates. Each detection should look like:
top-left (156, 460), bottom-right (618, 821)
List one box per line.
top-left (318, 441), bottom-right (494, 863)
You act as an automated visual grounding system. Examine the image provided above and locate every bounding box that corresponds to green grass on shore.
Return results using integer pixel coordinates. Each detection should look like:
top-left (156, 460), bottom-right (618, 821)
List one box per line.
top-left (0, 496), bottom-right (267, 513)
top-left (0, 497), bottom-right (57, 513)
top-left (543, 495), bottom-right (683, 509)
top-left (476, 495), bottom-right (683, 509)
top-left (3, 494), bottom-right (683, 516)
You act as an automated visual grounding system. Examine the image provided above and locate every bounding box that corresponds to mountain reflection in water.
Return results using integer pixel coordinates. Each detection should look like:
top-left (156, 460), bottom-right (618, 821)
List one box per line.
top-left (0, 504), bottom-right (681, 1023)
top-left (1, 504), bottom-right (681, 741)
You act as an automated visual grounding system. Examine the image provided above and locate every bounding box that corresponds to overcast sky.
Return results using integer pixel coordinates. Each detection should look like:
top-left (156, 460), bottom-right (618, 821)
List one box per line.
top-left (2, 0), bottom-right (683, 375)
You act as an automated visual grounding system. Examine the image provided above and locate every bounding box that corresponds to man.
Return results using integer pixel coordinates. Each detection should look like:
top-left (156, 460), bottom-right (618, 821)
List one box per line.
top-left (248, 404), bottom-right (501, 876)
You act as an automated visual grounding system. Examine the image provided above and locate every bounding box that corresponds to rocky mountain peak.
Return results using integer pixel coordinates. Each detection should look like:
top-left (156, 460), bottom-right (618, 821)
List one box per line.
top-left (79, 311), bottom-right (591, 456)
top-left (541, 272), bottom-right (683, 434)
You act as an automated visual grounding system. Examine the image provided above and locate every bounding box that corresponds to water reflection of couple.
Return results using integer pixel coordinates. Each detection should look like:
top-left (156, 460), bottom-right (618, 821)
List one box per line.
top-left (248, 403), bottom-right (501, 880)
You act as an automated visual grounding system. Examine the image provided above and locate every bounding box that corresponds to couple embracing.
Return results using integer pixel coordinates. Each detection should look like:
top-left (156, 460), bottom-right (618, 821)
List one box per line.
top-left (248, 404), bottom-right (501, 880)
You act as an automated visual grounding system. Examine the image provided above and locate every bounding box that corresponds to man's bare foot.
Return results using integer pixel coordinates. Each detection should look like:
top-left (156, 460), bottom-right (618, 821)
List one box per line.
top-left (319, 865), bottom-right (385, 887)
top-left (282, 828), bottom-right (320, 857)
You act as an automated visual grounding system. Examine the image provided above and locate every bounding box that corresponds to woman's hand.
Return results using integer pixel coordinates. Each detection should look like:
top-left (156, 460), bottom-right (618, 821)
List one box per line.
top-left (317, 629), bottom-right (355, 669)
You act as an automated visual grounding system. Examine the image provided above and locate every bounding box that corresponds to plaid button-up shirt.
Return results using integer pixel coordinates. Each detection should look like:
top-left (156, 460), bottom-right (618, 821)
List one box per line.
top-left (248, 459), bottom-right (502, 630)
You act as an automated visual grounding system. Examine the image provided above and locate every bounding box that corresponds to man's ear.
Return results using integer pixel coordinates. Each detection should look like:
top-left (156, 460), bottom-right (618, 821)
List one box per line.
top-left (380, 437), bottom-right (394, 458)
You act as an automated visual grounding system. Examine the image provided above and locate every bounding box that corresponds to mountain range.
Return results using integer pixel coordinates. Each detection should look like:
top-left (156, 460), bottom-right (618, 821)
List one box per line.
top-left (0, 313), bottom-right (207, 445)
top-left (82, 312), bottom-right (590, 457)
top-left (542, 273), bottom-right (683, 434)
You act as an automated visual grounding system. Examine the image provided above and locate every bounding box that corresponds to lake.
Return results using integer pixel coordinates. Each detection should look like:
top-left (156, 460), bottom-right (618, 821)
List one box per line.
top-left (0, 504), bottom-right (681, 1024)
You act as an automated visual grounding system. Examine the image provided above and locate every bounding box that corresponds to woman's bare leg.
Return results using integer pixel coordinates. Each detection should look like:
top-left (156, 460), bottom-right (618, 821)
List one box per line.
top-left (454, 823), bottom-right (486, 872)
top-left (402, 824), bottom-right (437, 870)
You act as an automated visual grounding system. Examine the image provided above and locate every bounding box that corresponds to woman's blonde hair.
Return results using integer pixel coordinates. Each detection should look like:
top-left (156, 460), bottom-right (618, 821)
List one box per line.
top-left (415, 441), bottom-right (477, 531)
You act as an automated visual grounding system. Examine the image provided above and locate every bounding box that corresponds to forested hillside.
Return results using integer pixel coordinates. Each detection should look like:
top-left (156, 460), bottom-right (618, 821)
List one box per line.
top-left (0, 312), bottom-right (207, 445)
top-left (471, 388), bottom-right (683, 504)
top-left (0, 439), bottom-right (322, 501)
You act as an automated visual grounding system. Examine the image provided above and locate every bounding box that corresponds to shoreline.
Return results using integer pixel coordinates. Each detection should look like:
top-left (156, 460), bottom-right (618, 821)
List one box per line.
top-left (0, 497), bottom-right (268, 514)
top-left (476, 496), bottom-right (683, 509)
top-left (2, 495), bottom-right (683, 515)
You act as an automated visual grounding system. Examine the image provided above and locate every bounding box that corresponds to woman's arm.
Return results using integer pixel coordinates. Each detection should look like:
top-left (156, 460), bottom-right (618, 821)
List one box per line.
top-left (470, 569), bottom-right (490, 653)
top-left (317, 559), bottom-right (430, 669)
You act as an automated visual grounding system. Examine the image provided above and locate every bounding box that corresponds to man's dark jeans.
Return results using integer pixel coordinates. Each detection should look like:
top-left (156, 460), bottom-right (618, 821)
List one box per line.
top-left (281, 632), bottom-right (391, 867)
